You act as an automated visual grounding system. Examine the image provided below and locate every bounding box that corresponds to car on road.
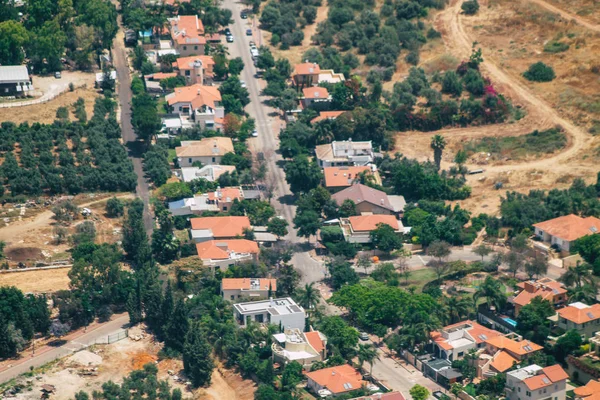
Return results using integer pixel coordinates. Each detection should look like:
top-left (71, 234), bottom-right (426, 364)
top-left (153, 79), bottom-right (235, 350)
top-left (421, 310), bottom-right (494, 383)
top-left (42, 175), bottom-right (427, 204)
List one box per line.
top-left (240, 80), bottom-right (246, 88)
top-left (359, 332), bottom-right (369, 341)
top-left (241, 12), bottom-right (248, 19)
top-left (251, 129), bottom-right (258, 137)
top-left (226, 35), bottom-right (234, 43)
top-left (250, 48), bottom-right (259, 58)
top-left (249, 40), bottom-right (256, 47)
top-left (54, 71), bottom-right (61, 79)
top-left (246, 29), bottom-right (252, 36)
top-left (224, 28), bottom-right (231, 35)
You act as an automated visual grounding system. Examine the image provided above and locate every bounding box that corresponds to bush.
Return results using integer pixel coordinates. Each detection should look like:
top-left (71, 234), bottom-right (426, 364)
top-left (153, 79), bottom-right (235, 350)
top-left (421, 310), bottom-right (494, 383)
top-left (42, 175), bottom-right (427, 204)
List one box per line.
top-left (427, 28), bottom-right (442, 39)
top-left (543, 41), bottom-right (569, 53)
top-left (405, 51), bottom-right (420, 66)
top-left (523, 62), bottom-right (555, 82)
top-left (56, 107), bottom-right (69, 119)
top-left (461, 0), bottom-right (479, 15)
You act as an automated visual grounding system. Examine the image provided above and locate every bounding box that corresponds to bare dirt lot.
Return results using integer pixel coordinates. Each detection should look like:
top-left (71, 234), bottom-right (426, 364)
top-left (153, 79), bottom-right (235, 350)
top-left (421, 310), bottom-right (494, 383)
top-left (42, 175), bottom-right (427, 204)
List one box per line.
top-left (0, 268), bottom-right (71, 293)
top-left (8, 326), bottom-right (256, 400)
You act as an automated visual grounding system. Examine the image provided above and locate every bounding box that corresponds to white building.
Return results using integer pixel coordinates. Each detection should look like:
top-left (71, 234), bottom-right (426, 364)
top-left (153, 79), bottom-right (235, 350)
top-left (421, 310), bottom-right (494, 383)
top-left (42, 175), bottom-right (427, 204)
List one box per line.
top-left (175, 137), bottom-right (234, 167)
top-left (431, 320), bottom-right (502, 361)
top-left (166, 84), bottom-right (224, 129)
top-left (221, 278), bottom-right (276, 301)
top-left (233, 297), bottom-right (305, 330)
top-left (0, 65), bottom-right (34, 97)
top-left (272, 328), bottom-right (327, 369)
top-left (180, 164), bottom-right (236, 183)
top-left (315, 140), bottom-right (374, 167)
top-left (505, 364), bottom-right (568, 400)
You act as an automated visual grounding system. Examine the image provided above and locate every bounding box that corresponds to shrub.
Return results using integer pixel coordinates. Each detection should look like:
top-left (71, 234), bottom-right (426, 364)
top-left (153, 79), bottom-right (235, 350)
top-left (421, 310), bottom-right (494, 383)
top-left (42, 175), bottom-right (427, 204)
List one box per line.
top-left (427, 27), bottom-right (442, 39)
top-left (523, 62), bottom-right (555, 82)
top-left (405, 51), bottom-right (420, 66)
top-left (543, 41), bottom-right (569, 53)
top-left (461, 0), bottom-right (479, 15)
top-left (56, 107), bottom-right (69, 119)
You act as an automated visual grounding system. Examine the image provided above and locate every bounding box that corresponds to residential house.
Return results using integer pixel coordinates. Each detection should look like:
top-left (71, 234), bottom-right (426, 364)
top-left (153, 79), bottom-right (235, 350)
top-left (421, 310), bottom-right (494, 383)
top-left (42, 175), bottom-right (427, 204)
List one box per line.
top-left (332, 184), bottom-right (405, 215)
top-left (272, 328), bottom-right (327, 369)
top-left (175, 137), bottom-right (233, 167)
top-left (196, 239), bottom-right (259, 271)
top-left (348, 393), bottom-right (406, 400)
top-left (168, 186), bottom-right (244, 215)
top-left (315, 140), bottom-right (374, 167)
top-left (431, 320), bottom-right (502, 361)
top-left (221, 278), bottom-right (276, 301)
top-left (172, 55), bottom-right (215, 85)
top-left (557, 302), bottom-right (600, 338)
top-left (505, 364), bottom-right (568, 400)
top-left (306, 365), bottom-right (366, 397)
top-left (145, 72), bottom-right (178, 92)
top-left (323, 166), bottom-right (377, 192)
top-left (0, 66), bottom-right (33, 97)
top-left (168, 15), bottom-right (206, 56)
top-left (301, 86), bottom-right (330, 108)
top-left (339, 215), bottom-right (404, 244)
top-left (166, 84), bottom-right (224, 129)
top-left (318, 69), bottom-right (345, 84)
top-left (189, 215), bottom-right (251, 242)
top-left (573, 379), bottom-right (600, 400)
top-left (180, 164), bottom-right (236, 183)
top-left (533, 214), bottom-right (600, 253)
top-left (512, 278), bottom-right (567, 316)
top-left (310, 111), bottom-right (347, 125)
top-left (233, 297), bottom-right (305, 330)
top-left (478, 333), bottom-right (543, 378)
top-left (292, 62), bottom-right (321, 87)
top-left (423, 358), bottom-right (464, 388)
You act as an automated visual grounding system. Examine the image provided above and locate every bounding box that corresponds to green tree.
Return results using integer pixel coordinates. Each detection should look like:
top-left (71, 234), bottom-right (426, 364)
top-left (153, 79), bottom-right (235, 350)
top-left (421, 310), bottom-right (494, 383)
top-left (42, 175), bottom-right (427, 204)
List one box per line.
top-left (504, 251), bottom-right (524, 278)
top-left (183, 322), bottom-right (214, 387)
top-left (516, 297), bottom-right (554, 344)
top-left (105, 197), bottom-right (124, 218)
top-left (256, 46), bottom-right (275, 70)
top-left (327, 256), bottom-right (359, 289)
top-left (164, 297), bottom-right (189, 351)
top-left (267, 217), bottom-right (289, 239)
top-left (132, 93), bottom-right (161, 142)
top-left (554, 329), bottom-right (582, 363)
top-left (370, 223), bottom-right (402, 254)
top-left (277, 88), bottom-right (298, 113)
top-left (284, 155), bottom-right (323, 194)
top-left (338, 199), bottom-right (358, 217)
top-left (295, 283), bottom-right (319, 311)
top-left (523, 62), bottom-right (555, 82)
top-left (441, 71), bottom-right (463, 97)
top-left (122, 200), bottom-right (148, 262)
top-left (461, 0), bottom-right (479, 14)
top-left (430, 134), bottom-right (447, 170)
top-left (357, 344), bottom-right (380, 375)
top-left (293, 209), bottom-right (320, 241)
top-left (0, 20), bottom-right (29, 65)
top-left (318, 316), bottom-right (359, 360)
top-left (410, 384), bottom-right (430, 400)
top-left (525, 256), bottom-right (548, 279)
top-left (445, 296), bottom-right (472, 324)
top-left (473, 276), bottom-right (506, 310)
top-left (474, 244), bottom-right (492, 261)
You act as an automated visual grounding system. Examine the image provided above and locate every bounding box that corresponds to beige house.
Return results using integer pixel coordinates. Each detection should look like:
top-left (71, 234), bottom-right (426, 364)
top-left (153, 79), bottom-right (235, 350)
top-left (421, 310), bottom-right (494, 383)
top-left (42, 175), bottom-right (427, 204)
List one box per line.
top-left (301, 86), bottom-right (330, 108)
top-left (431, 320), bottom-right (502, 362)
top-left (196, 239), bottom-right (259, 271)
top-left (166, 84), bottom-right (224, 129)
top-left (172, 55), bottom-right (215, 85)
top-left (168, 15), bottom-right (206, 56)
top-left (533, 214), bottom-right (600, 252)
top-left (175, 137), bottom-right (233, 167)
top-left (505, 364), bottom-right (568, 400)
top-left (339, 215), bottom-right (403, 244)
top-left (557, 302), bottom-right (600, 338)
top-left (292, 62), bottom-right (321, 87)
top-left (272, 329), bottom-right (327, 369)
top-left (221, 278), bottom-right (276, 301)
top-left (315, 140), bottom-right (374, 167)
top-left (332, 184), bottom-right (405, 215)
top-left (478, 333), bottom-right (543, 378)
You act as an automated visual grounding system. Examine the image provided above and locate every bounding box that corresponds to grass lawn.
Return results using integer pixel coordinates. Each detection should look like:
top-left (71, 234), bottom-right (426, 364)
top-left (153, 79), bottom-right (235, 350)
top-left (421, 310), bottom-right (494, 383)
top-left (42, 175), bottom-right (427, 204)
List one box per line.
top-left (463, 128), bottom-right (566, 159)
top-left (156, 98), bottom-right (167, 114)
top-left (168, 148), bottom-right (177, 164)
top-left (402, 268), bottom-right (437, 291)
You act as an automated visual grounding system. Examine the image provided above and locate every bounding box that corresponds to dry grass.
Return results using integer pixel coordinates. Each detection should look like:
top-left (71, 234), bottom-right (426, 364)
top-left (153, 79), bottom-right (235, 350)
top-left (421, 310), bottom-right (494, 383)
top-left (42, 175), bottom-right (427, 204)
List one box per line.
top-left (0, 268), bottom-right (71, 293)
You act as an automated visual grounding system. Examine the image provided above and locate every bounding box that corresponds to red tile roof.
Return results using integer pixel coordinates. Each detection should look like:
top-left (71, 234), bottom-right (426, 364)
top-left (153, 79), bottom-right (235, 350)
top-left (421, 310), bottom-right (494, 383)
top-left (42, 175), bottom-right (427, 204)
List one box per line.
top-left (294, 62), bottom-right (321, 76)
top-left (430, 320), bottom-right (502, 350)
top-left (196, 239), bottom-right (258, 260)
top-left (348, 215), bottom-right (399, 232)
top-left (306, 365), bottom-right (365, 394)
top-left (221, 278), bottom-right (276, 291)
top-left (167, 84), bottom-right (221, 109)
top-left (332, 184), bottom-right (393, 211)
top-left (323, 166), bottom-right (371, 188)
top-left (190, 216), bottom-right (250, 238)
top-left (305, 331), bottom-right (325, 354)
top-left (523, 365), bottom-right (568, 390)
top-left (574, 379), bottom-right (600, 398)
top-left (170, 15), bottom-right (205, 45)
top-left (489, 350), bottom-right (519, 373)
top-left (303, 86), bottom-right (329, 99)
top-left (533, 214), bottom-right (600, 242)
top-left (557, 303), bottom-right (600, 324)
top-left (173, 55), bottom-right (215, 70)
top-left (310, 111), bottom-right (346, 124)
top-left (485, 336), bottom-right (543, 356)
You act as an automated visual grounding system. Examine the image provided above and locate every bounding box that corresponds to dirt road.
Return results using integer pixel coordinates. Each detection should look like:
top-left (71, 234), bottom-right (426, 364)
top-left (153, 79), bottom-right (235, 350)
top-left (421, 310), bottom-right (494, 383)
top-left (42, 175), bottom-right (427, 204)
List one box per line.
top-left (0, 194), bottom-right (134, 243)
top-left (435, 0), bottom-right (595, 174)
top-left (527, 0), bottom-right (600, 32)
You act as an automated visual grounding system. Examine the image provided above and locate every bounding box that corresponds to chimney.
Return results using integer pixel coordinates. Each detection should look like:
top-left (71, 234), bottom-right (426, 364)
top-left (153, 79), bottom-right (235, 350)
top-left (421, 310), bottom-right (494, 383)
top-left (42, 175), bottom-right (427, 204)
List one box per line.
top-left (524, 281), bottom-right (537, 293)
top-left (197, 88), bottom-right (201, 95)
top-left (313, 63), bottom-right (317, 68)
top-left (213, 140), bottom-right (217, 147)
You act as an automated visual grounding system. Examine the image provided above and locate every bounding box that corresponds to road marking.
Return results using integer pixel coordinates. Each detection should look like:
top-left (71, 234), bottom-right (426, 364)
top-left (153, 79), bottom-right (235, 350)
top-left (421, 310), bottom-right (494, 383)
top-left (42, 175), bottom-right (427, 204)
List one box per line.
top-left (418, 255), bottom-right (426, 265)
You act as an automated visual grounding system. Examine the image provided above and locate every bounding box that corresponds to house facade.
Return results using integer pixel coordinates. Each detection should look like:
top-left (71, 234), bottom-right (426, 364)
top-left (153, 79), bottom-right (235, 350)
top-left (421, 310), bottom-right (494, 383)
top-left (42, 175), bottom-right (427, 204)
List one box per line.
top-left (189, 215), bottom-right (251, 242)
top-left (292, 62), bottom-right (321, 87)
top-left (272, 329), bottom-right (327, 369)
top-left (166, 84), bottom-right (224, 129)
top-left (233, 297), bottom-right (305, 330)
top-left (505, 364), bottom-right (568, 400)
top-left (0, 66), bottom-right (34, 97)
top-left (306, 365), bottom-right (366, 397)
top-left (175, 137), bottom-right (234, 167)
top-left (431, 320), bottom-right (502, 362)
top-left (196, 239), bottom-right (259, 271)
top-left (315, 140), bottom-right (374, 167)
top-left (168, 15), bottom-right (206, 56)
top-left (331, 184), bottom-right (404, 215)
top-left (339, 215), bottom-right (403, 244)
top-left (172, 55), bottom-right (215, 85)
top-left (533, 214), bottom-right (600, 252)
top-left (301, 86), bottom-right (330, 108)
top-left (557, 302), bottom-right (600, 338)
top-left (221, 278), bottom-right (276, 301)
top-left (512, 278), bottom-right (567, 316)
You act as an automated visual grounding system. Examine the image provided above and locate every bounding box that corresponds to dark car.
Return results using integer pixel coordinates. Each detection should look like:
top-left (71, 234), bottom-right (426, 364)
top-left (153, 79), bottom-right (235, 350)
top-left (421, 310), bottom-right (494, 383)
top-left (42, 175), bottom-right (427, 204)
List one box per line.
top-left (241, 12), bottom-right (248, 19)
top-left (224, 28), bottom-right (231, 35)
top-left (246, 29), bottom-right (252, 36)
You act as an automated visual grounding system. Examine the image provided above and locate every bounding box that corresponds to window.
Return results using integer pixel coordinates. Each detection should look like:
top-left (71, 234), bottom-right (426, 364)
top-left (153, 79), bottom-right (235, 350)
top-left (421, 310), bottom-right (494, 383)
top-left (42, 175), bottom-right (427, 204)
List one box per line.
top-left (543, 389), bottom-right (546, 394)
top-left (179, 106), bottom-right (182, 111)
top-left (518, 387), bottom-right (521, 392)
top-left (188, 158), bottom-right (192, 163)
top-left (183, 46), bottom-right (187, 50)
top-left (457, 352), bottom-right (464, 358)
top-left (223, 206), bottom-right (227, 211)
top-left (185, 70), bottom-right (190, 76)
top-left (194, 46), bottom-right (198, 50)
top-left (212, 157), bottom-right (216, 162)
top-left (230, 295), bottom-right (234, 300)
top-left (526, 391), bottom-right (530, 396)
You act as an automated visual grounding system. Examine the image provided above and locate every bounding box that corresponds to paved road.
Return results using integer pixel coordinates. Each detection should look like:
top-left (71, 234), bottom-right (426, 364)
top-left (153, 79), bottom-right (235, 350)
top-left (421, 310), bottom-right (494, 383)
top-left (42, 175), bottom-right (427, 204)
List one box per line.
top-left (113, 6), bottom-right (155, 235)
top-left (222, 0), bottom-right (328, 285)
top-left (0, 314), bottom-right (129, 384)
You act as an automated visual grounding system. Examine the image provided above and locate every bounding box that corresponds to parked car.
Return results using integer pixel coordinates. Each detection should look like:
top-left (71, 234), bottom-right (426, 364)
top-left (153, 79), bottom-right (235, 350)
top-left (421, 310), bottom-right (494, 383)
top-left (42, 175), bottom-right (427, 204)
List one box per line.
top-left (250, 48), bottom-right (259, 58)
top-left (241, 12), bottom-right (248, 19)
top-left (224, 28), bottom-right (231, 35)
top-left (249, 40), bottom-right (256, 47)
top-left (240, 80), bottom-right (246, 88)
top-left (226, 35), bottom-right (234, 43)
top-left (359, 332), bottom-right (369, 341)
top-left (251, 129), bottom-right (258, 137)
top-left (246, 29), bottom-right (252, 36)
top-left (54, 71), bottom-right (61, 79)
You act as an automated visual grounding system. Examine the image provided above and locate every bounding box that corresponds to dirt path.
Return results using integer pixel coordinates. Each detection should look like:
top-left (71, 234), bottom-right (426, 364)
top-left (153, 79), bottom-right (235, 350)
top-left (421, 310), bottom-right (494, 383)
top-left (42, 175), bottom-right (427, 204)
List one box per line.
top-left (0, 194), bottom-right (134, 243)
top-left (435, 0), bottom-right (595, 174)
top-left (527, 0), bottom-right (600, 32)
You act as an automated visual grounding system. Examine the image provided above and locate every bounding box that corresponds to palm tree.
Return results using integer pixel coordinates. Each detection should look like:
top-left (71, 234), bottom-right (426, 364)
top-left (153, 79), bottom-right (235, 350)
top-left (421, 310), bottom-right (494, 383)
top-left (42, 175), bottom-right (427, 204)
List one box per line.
top-left (473, 276), bottom-right (506, 311)
top-left (568, 283), bottom-right (597, 304)
top-left (357, 344), bottom-right (380, 375)
top-left (296, 283), bottom-right (319, 312)
top-left (446, 296), bottom-right (472, 324)
top-left (560, 261), bottom-right (595, 289)
top-left (430, 135), bottom-right (446, 170)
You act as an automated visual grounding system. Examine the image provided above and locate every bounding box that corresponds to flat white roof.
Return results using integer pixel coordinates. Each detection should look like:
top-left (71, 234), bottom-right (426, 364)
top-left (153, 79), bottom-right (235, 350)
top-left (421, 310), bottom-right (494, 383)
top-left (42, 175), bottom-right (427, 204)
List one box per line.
top-left (0, 65), bottom-right (29, 83)
top-left (508, 364), bottom-right (542, 381)
top-left (448, 338), bottom-right (473, 349)
top-left (234, 297), bottom-right (304, 316)
top-left (569, 302), bottom-right (590, 309)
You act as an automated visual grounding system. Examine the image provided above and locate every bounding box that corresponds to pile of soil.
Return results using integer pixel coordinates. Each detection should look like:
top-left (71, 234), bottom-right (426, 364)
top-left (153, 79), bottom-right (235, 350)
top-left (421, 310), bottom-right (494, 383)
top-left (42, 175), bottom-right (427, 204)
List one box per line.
top-left (130, 351), bottom-right (158, 370)
top-left (68, 350), bottom-right (103, 366)
top-left (6, 246), bottom-right (43, 262)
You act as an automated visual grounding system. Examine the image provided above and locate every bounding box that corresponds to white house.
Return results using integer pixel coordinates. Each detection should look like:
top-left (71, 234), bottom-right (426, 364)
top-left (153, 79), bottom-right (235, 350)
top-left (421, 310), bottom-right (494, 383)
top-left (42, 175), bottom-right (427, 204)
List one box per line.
top-left (533, 214), bottom-right (600, 252)
top-left (431, 320), bottom-right (502, 361)
top-left (221, 278), bottom-right (276, 301)
top-left (505, 364), bottom-right (568, 400)
top-left (272, 329), bottom-right (327, 369)
top-left (175, 137), bottom-right (233, 167)
top-left (233, 297), bottom-right (305, 330)
top-left (168, 15), bottom-right (206, 56)
top-left (315, 140), bottom-right (374, 167)
top-left (166, 84), bottom-right (224, 129)
top-left (0, 65), bottom-right (33, 96)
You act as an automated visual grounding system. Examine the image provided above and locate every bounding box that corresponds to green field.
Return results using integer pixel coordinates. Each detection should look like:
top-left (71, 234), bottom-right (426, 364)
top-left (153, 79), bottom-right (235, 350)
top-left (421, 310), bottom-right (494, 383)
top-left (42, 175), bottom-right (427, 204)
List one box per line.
top-left (463, 128), bottom-right (567, 159)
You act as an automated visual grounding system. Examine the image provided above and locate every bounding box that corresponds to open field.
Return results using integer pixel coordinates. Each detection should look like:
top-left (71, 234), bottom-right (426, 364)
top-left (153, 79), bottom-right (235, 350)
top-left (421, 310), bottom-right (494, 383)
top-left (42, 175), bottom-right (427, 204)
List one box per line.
top-left (0, 268), bottom-right (71, 293)
top-left (538, 0), bottom-right (600, 25)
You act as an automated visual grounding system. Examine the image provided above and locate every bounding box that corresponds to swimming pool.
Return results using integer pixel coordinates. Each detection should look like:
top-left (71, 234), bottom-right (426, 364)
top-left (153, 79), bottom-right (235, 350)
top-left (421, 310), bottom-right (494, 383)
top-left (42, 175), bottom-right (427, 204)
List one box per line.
top-left (502, 317), bottom-right (517, 327)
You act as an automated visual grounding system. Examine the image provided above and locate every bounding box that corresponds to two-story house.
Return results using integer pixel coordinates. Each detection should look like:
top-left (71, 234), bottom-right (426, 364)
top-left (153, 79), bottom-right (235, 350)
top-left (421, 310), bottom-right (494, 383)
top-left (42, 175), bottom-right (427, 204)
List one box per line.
top-left (189, 215), bottom-right (251, 242)
top-left (557, 302), bottom-right (600, 338)
top-left (306, 365), bottom-right (366, 397)
top-left (175, 137), bottom-right (234, 167)
top-left (301, 86), bottom-right (331, 109)
top-left (172, 55), bottom-right (215, 85)
top-left (166, 84), bottom-right (224, 129)
top-left (168, 186), bottom-right (244, 215)
top-left (272, 329), bottom-right (327, 369)
top-left (512, 278), bottom-right (568, 316)
top-left (431, 320), bottom-right (502, 361)
top-left (505, 364), bottom-right (568, 400)
top-left (292, 62), bottom-right (321, 88)
top-left (338, 215), bottom-right (404, 244)
top-left (478, 333), bottom-right (544, 377)
top-left (332, 184), bottom-right (405, 215)
top-left (533, 214), bottom-right (600, 253)
top-left (168, 15), bottom-right (206, 56)
top-left (573, 379), bottom-right (600, 400)
top-left (315, 140), bottom-right (374, 167)
top-left (221, 278), bottom-right (276, 301)
top-left (233, 297), bottom-right (305, 330)
top-left (323, 166), bottom-right (376, 192)
top-left (196, 239), bottom-right (259, 271)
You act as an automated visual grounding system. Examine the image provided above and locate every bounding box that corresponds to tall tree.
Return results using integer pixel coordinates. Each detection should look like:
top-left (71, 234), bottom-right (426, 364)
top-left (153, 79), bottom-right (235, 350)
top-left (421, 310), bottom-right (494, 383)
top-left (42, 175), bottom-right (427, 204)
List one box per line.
top-left (430, 135), bottom-right (446, 170)
top-left (473, 276), bottom-right (506, 310)
top-left (0, 21), bottom-right (29, 65)
top-left (164, 297), bottom-right (189, 352)
top-left (183, 322), bottom-right (214, 387)
top-left (295, 283), bottom-right (319, 311)
top-left (357, 344), bottom-right (380, 375)
top-left (370, 223), bottom-right (402, 254)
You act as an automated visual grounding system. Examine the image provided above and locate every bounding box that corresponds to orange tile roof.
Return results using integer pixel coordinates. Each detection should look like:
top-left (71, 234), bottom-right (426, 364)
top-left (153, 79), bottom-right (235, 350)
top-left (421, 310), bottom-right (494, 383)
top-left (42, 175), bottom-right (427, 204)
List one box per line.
top-left (348, 215), bottom-right (399, 232)
top-left (167, 84), bottom-right (221, 109)
top-left (305, 331), bottom-right (325, 354)
top-left (170, 15), bottom-right (205, 45)
top-left (294, 62), bottom-right (321, 76)
top-left (485, 336), bottom-right (543, 356)
top-left (173, 55), bottom-right (215, 71)
top-left (574, 379), bottom-right (600, 397)
top-left (490, 350), bottom-right (519, 373)
top-left (512, 279), bottom-right (566, 308)
top-left (323, 166), bottom-right (371, 188)
top-left (150, 72), bottom-right (178, 80)
top-left (310, 111), bottom-right (346, 124)
top-left (208, 187), bottom-right (242, 202)
top-left (196, 239), bottom-right (258, 260)
top-left (190, 216), bottom-right (251, 238)
top-left (175, 137), bottom-right (233, 158)
top-left (557, 303), bottom-right (600, 324)
top-left (303, 86), bottom-right (329, 99)
top-left (221, 278), bottom-right (276, 291)
top-left (305, 365), bottom-right (365, 394)
top-left (430, 320), bottom-right (502, 350)
top-left (533, 214), bottom-right (600, 242)
top-left (523, 365), bottom-right (568, 390)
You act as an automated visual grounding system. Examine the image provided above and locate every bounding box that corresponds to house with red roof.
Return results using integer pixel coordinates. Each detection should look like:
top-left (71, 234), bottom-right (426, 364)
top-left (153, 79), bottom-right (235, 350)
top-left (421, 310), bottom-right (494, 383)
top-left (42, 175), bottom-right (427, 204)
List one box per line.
top-left (323, 166), bottom-right (380, 193)
top-left (172, 55), bottom-right (215, 85)
top-left (348, 393), bottom-right (406, 400)
top-left (301, 86), bottom-right (330, 108)
top-left (505, 364), bottom-right (568, 400)
top-left (196, 239), bottom-right (259, 271)
top-left (477, 333), bottom-right (543, 378)
top-left (430, 320), bottom-right (502, 361)
top-left (306, 365), bottom-right (366, 397)
top-left (573, 379), bottom-right (600, 400)
top-left (220, 278), bottom-right (276, 301)
top-left (166, 84), bottom-right (224, 129)
top-left (533, 214), bottom-right (600, 253)
top-left (339, 215), bottom-right (404, 244)
top-left (310, 111), bottom-right (347, 125)
top-left (168, 15), bottom-right (206, 56)
top-left (271, 328), bottom-right (327, 369)
top-left (557, 302), bottom-right (600, 338)
top-left (292, 62), bottom-right (321, 87)
top-left (190, 216), bottom-right (251, 242)
top-left (511, 277), bottom-right (567, 316)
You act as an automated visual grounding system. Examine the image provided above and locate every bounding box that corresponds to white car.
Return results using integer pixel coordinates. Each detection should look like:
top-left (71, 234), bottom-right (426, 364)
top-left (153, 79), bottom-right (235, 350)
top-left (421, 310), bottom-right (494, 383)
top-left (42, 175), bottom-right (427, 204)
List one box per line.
top-left (251, 129), bottom-right (258, 137)
top-left (240, 80), bottom-right (246, 88)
